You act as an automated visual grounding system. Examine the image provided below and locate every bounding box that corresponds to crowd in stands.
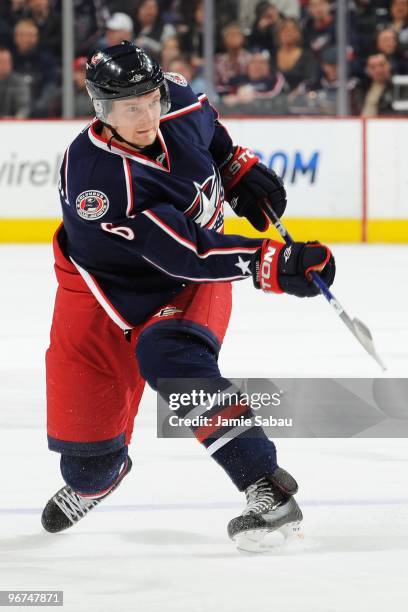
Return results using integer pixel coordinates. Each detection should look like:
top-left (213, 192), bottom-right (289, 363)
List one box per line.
top-left (0, 0), bottom-right (407, 119)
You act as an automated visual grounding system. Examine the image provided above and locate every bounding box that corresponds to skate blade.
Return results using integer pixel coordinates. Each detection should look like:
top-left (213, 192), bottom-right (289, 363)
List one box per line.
top-left (234, 522), bottom-right (304, 554)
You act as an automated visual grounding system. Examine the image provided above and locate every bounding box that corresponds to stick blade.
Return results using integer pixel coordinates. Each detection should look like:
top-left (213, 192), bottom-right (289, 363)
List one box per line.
top-left (352, 317), bottom-right (387, 371)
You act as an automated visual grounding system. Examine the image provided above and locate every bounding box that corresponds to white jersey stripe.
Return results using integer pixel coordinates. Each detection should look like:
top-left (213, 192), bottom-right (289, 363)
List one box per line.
top-left (64, 145), bottom-right (70, 202)
top-left (206, 424), bottom-right (256, 455)
top-left (142, 210), bottom-right (259, 259)
top-left (160, 98), bottom-right (204, 121)
top-left (142, 255), bottom-right (247, 282)
top-left (70, 257), bottom-right (132, 330)
top-left (123, 158), bottom-right (135, 218)
top-left (88, 125), bottom-right (170, 172)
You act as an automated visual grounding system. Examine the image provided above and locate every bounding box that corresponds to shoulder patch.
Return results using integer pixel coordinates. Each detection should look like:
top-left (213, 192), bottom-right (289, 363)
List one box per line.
top-left (165, 72), bottom-right (188, 87)
top-left (76, 190), bottom-right (109, 220)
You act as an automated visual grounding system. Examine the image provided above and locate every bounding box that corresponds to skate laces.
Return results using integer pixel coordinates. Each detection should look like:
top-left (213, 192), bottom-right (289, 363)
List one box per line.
top-left (243, 477), bottom-right (280, 515)
top-left (53, 487), bottom-right (99, 522)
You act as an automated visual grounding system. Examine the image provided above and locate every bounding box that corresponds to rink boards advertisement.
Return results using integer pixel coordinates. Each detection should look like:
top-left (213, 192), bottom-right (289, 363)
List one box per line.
top-left (0, 117), bottom-right (407, 243)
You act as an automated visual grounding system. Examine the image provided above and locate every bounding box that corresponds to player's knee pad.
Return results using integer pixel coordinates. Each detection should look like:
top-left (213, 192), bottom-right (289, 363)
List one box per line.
top-left (60, 446), bottom-right (128, 495)
top-left (136, 325), bottom-right (221, 390)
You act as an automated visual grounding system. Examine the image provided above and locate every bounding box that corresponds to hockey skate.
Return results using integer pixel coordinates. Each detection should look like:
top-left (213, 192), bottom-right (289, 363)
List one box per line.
top-left (228, 467), bottom-right (303, 553)
top-left (41, 456), bottom-right (132, 533)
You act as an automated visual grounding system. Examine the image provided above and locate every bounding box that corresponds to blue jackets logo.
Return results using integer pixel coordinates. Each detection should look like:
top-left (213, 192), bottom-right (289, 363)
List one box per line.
top-left (186, 169), bottom-right (223, 231)
top-left (76, 190), bottom-right (109, 220)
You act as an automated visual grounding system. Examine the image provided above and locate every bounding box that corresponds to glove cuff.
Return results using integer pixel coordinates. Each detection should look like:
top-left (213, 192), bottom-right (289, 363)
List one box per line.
top-left (221, 146), bottom-right (259, 192)
top-left (252, 240), bottom-right (285, 293)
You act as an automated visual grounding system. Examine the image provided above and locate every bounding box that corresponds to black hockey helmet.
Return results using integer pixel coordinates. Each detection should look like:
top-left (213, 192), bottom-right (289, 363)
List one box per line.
top-left (86, 41), bottom-right (171, 121)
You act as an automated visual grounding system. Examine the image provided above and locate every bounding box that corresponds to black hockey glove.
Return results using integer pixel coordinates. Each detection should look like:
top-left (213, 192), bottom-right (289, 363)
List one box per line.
top-left (252, 239), bottom-right (336, 298)
top-left (221, 146), bottom-right (286, 232)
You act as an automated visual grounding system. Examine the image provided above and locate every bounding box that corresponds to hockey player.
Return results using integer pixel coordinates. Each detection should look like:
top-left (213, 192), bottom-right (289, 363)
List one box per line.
top-left (42, 42), bottom-right (335, 551)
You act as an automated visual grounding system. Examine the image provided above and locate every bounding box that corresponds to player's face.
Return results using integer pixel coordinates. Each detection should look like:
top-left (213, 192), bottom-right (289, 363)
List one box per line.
top-left (109, 89), bottom-right (162, 147)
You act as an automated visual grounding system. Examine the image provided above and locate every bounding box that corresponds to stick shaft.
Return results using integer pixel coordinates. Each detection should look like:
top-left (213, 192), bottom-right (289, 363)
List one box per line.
top-left (264, 202), bottom-right (341, 308)
top-left (262, 201), bottom-right (386, 370)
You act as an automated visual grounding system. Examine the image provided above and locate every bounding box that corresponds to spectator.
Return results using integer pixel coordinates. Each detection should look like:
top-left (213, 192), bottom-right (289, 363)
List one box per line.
top-left (0, 21), bottom-right (12, 49)
top-left (167, 55), bottom-right (194, 80)
top-left (159, 35), bottom-right (181, 71)
top-left (311, 46), bottom-right (359, 115)
top-left (388, 0), bottom-right (408, 55)
top-left (0, 0), bottom-right (25, 22)
top-left (247, 2), bottom-right (281, 54)
top-left (274, 18), bottom-right (320, 92)
top-left (0, 1), bottom-right (26, 47)
top-left (159, 0), bottom-right (185, 26)
top-left (72, 56), bottom-right (94, 117)
top-left (74, 0), bottom-right (109, 56)
top-left (178, 1), bottom-right (204, 70)
top-left (357, 52), bottom-right (396, 115)
top-left (375, 26), bottom-right (406, 73)
top-left (303, 0), bottom-right (335, 56)
top-left (214, 23), bottom-right (253, 94)
top-left (97, 12), bottom-right (133, 49)
top-left (177, 0), bottom-right (203, 27)
top-left (223, 50), bottom-right (287, 105)
top-left (218, 51), bottom-right (289, 115)
top-left (177, 0), bottom-right (238, 32)
top-left (25, 0), bottom-right (61, 57)
top-left (317, 45), bottom-right (338, 101)
top-left (389, 0), bottom-right (408, 33)
top-left (200, 0), bottom-right (240, 31)
top-left (239, 0), bottom-right (300, 30)
top-left (167, 55), bottom-right (206, 94)
top-left (105, 1), bottom-right (139, 15)
top-left (0, 1), bottom-right (26, 28)
top-left (0, 46), bottom-right (30, 117)
top-left (12, 18), bottom-right (59, 117)
top-left (273, 0), bottom-right (301, 19)
top-left (134, 0), bottom-right (176, 59)
top-left (350, 0), bottom-right (390, 62)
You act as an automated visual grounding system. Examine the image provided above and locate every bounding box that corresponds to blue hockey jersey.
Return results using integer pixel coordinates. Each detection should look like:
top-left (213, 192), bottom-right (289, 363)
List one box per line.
top-left (57, 75), bottom-right (265, 328)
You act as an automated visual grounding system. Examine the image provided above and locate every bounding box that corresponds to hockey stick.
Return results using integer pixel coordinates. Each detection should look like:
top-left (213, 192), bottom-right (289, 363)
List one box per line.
top-left (262, 200), bottom-right (387, 371)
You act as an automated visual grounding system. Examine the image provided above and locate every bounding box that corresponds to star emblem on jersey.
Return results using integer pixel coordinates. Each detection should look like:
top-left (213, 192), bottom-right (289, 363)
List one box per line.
top-left (185, 170), bottom-right (224, 231)
top-left (235, 256), bottom-right (251, 275)
top-left (76, 190), bottom-right (109, 220)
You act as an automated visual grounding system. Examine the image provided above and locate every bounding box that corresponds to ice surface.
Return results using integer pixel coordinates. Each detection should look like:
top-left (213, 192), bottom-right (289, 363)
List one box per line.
top-left (0, 245), bottom-right (407, 612)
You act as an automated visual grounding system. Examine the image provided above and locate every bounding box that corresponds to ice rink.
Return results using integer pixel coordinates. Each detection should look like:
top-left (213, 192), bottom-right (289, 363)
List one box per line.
top-left (1, 244), bottom-right (407, 612)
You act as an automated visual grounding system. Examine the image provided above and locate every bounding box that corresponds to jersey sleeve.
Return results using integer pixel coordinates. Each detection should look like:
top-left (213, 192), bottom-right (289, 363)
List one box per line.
top-left (205, 101), bottom-right (234, 169)
top-left (165, 77), bottom-right (234, 169)
top-left (100, 201), bottom-right (263, 282)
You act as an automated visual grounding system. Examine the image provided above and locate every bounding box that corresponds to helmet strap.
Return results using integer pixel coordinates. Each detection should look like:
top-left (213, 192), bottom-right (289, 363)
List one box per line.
top-left (104, 123), bottom-right (155, 152)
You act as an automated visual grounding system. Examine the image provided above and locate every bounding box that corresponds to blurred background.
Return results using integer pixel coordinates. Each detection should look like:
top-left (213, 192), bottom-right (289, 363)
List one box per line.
top-left (1, 0), bottom-right (408, 118)
top-left (0, 0), bottom-right (407, 243)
